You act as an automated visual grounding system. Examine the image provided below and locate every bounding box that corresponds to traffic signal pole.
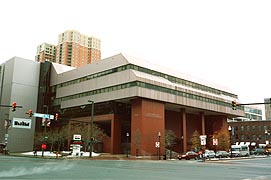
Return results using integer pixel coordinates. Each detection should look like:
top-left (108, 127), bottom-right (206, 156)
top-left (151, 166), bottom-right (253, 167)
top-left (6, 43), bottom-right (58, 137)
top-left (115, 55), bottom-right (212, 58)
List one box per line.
top-left (232, 101), bottom-right (271, 110)
top-left (0, 104), bottom-right (23, 108)
top-left (237, 102), bottom-right (271, 106)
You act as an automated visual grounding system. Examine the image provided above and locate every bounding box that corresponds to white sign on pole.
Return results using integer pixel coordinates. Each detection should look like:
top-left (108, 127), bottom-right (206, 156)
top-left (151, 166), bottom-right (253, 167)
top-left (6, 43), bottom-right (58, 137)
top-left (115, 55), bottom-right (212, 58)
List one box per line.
top-left (213, 138), bottom-right (218, 146)
top-left (200, 135), bottom-right (207, 146)
top-left (73, 134), bottom-right (82, 141)
top-left (155, 141), bottom-right (160, 148)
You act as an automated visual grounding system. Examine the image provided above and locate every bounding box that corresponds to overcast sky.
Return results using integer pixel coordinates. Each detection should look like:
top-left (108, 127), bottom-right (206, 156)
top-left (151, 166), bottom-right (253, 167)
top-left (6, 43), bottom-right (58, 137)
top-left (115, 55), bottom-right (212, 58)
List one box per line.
top-left (1, 0), bottom-right (271, 111)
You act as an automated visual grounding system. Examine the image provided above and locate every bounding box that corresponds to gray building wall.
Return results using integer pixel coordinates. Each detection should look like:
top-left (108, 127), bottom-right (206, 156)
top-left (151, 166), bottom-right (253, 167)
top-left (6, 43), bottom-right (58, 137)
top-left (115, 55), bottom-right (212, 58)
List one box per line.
top-left (0, 57), bottom-right (40, 152)
top-left (51, 54), bottom-right (244, 117)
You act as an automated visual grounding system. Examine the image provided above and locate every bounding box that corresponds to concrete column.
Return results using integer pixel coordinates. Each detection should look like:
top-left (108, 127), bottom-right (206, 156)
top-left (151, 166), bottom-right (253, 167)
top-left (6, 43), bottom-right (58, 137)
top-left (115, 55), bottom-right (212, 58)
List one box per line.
top-left (200, 112), bottom-right (205, 135)
top-left (181, 108), bottom-right (187, 152)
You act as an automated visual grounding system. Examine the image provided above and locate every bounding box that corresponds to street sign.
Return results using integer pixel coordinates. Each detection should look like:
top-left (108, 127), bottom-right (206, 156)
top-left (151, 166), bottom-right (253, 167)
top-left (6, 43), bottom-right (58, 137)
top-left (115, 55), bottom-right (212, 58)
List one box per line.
top-left (155, 141), bottom-right (160, 148)
top-left (213, 138), bottom-right (218, 146)
top-left (200, 135), bottom-right (207, 146)
top-left (73, 134), bottom-right (81, 141)
top-left (34, 113), bottom-right (54, 120)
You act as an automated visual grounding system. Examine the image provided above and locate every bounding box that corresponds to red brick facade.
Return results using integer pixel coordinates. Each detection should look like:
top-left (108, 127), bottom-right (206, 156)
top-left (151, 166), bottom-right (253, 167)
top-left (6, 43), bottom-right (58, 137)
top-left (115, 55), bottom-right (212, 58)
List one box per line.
top-left (69, 98), bottom-right (228, 157)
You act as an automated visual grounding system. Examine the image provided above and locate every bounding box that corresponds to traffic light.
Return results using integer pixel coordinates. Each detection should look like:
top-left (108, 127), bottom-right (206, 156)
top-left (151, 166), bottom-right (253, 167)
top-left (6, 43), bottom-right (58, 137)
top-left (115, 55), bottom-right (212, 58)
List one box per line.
top-left (55, 113), bottom-right (59, 120)
top-left (28, 109), bottom-right (33, 117)
top-left (232, 101), bottom-right (237, 110)
top-left (12, 102), bottom-right (17, 112)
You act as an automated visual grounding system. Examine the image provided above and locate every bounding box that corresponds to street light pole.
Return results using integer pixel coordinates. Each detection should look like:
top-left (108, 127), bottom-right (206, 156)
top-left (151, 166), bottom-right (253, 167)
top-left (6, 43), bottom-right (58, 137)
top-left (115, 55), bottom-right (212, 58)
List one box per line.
top-left (158, 131), bottom-right (161, 160)
top-left (265, 130), bottom-right (270, 145)
top-left (42, 105), bottom-right (48, 158)
top-left (228, 126), bottom-right (232, 158)
top-left (88, 100), bottom-right (94, 158)
top-left (126, 132), bottom-right (129, 158)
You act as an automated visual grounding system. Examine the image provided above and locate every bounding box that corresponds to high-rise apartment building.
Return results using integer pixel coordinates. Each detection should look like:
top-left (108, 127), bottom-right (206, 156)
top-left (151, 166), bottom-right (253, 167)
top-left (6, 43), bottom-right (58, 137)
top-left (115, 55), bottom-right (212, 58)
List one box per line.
top-left (56, 30), bottom-right (101, 67)
top-left (35, 43), bottom-right (56, 63)
top-left (36, 30), bottom-right (101, 67)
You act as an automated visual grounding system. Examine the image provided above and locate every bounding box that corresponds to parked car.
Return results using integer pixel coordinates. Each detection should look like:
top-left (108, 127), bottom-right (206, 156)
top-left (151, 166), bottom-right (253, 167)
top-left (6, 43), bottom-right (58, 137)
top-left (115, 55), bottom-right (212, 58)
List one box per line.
top-left (204, 150), bottom-right (215, 159)
top-left (215, 150), bottom-right (229, 158)
top-left (250, 148), bottom-right (265, 155)
top-left (178, 151), bottom-right (198, 160)
top-left (264, 144), bottom-right (271, 155)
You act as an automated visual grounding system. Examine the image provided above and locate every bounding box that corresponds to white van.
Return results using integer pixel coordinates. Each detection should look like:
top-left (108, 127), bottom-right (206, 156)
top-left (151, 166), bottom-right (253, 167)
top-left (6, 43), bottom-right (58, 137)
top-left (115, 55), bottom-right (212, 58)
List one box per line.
top-left (230, 145), bottom-right (249, 157)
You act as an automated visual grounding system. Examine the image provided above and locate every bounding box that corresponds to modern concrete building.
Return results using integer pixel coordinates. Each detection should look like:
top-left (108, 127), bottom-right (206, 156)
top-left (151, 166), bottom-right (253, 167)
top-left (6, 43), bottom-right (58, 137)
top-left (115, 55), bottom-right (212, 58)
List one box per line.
top-left (232, 106), bottom-right (262, 122)
top-left (1, 54), bottom-right (245, 156)
top-left (0, 57), bottom-right (40, 152)
top-left (55, 30), bottom-right (101, 67)
top-left (45, 53), bottom-right (244, 157)
top-left (35, 43), bottom-right (56, 63)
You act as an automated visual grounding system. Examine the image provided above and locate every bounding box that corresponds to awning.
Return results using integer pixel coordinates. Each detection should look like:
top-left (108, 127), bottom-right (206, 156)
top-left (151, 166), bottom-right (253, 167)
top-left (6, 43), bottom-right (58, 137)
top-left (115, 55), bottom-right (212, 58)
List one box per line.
top-left (251, 142), bottom-right (256, 146)
top-left (259, 144), bottom-right (267, 148)
top-left (245, 142), bottom-right (250, 146)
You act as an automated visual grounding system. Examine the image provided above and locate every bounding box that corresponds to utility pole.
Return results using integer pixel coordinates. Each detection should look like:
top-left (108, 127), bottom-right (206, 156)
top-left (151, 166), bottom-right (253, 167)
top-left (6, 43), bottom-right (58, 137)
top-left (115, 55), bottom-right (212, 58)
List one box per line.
top-left (88, 100), bottom-right (94, 158)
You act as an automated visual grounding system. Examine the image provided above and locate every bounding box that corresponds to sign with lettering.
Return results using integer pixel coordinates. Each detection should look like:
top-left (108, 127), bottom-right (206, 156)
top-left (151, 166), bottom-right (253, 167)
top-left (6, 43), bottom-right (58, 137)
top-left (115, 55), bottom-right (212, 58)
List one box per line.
top-left (34, 113), bottom-right (54, 120)
top-left (12, 118), bottom-right (31, 129)
top-left (200, 135), bottom-right (207, 146)
top-left (213, 138), bottom-right (218, 146)
top-left (73, 134), bottom-right (82, 141)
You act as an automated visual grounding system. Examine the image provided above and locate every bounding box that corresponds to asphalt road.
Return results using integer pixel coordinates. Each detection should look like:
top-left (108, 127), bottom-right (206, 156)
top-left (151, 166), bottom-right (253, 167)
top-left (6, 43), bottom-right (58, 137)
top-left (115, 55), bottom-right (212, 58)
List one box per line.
top-left (0, 156), bottom-right (270, 180)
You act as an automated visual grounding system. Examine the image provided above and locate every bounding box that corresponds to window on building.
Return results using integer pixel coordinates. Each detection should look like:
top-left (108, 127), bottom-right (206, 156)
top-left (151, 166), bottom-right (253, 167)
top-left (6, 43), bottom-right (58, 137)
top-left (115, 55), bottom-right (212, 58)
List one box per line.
top-left (258, 126), bottom-right (262, 132)
top-left (252, 135), bottom-right (256, 141)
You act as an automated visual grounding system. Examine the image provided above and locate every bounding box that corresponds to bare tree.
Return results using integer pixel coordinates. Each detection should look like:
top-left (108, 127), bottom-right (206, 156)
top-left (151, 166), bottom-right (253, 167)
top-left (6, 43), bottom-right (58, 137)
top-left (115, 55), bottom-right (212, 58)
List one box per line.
top-left (69, 123), bottom-right (107, 152)
top-left (34, 122), bottom-right (107, 153)
top-left (33, 131), bottom-right (44, 150)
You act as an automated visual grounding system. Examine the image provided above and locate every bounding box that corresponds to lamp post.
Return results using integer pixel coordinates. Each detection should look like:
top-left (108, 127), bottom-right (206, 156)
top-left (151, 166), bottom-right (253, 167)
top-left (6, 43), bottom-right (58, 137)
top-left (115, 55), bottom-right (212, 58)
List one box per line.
top-left (265, 130), bottom-right (270, 145)
top-left (228, 126), bottom-right (232, 158)
top-left (88, 100), bottom-right (94, 158)
top-left (4, 114), bottom-right (10, 155)
top-left (126, 132), bottom-right (129, 158)
top-left (265, 130), bottom-right (270, 156)
top-left (42, 105), bottom-right (48, 158)
top-left (158, 131), bottom-right (161, 160)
